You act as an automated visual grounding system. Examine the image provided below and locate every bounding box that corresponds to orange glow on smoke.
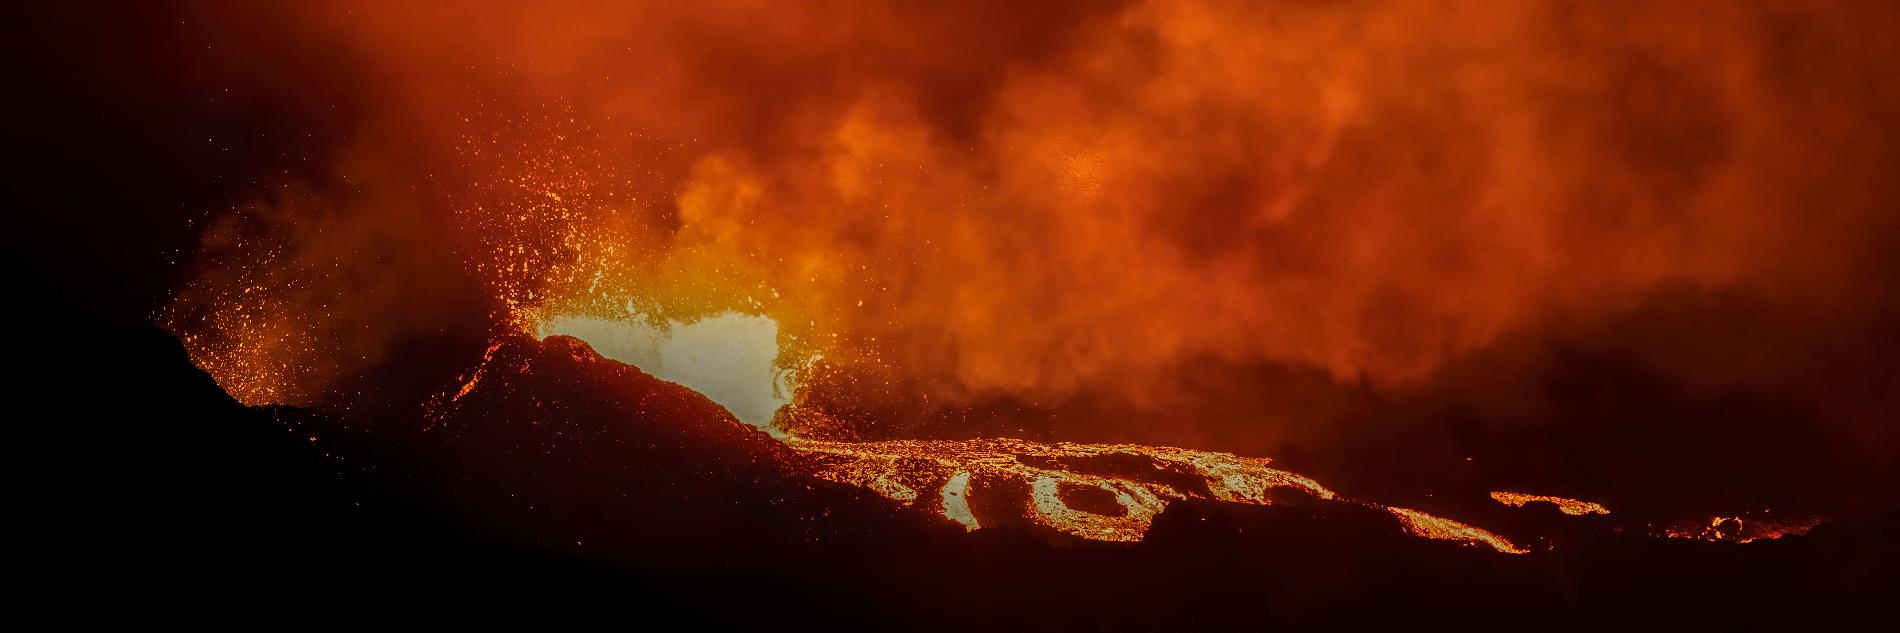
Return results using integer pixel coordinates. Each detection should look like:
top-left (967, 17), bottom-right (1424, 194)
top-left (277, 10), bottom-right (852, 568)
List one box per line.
top-left (164, 0), bottom-right (1900, 418)
top-left (156, 1), bottom-right (1890, 551)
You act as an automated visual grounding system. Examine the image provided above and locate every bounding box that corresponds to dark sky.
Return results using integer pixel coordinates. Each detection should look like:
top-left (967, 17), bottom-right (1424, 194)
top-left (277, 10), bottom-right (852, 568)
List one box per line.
top-left (3, 1), bottom-right (347, 324)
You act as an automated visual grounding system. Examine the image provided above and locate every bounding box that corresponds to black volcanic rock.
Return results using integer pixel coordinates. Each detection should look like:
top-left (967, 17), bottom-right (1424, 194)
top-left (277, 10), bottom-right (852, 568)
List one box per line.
top-left (12, 256), bottom-right (352, 616)
top-left (303, 332), bottom-right (954, 570)
top-left (282, 326), bottom-right (1900, 628)
top-left (9, 256), bottom-right (1896, 628)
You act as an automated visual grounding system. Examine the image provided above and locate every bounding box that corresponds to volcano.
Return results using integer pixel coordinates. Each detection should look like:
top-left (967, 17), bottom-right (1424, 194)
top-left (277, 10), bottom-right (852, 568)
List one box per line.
top-left (12, 256), bottom-right (1898, 626)
top-left (11, 0), bottom-right (1900, 627)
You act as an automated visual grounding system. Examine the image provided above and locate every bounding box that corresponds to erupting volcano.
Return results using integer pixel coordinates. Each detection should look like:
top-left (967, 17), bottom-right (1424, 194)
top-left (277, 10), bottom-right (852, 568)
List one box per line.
top-left (11, 0), bottom-right (1899, 627)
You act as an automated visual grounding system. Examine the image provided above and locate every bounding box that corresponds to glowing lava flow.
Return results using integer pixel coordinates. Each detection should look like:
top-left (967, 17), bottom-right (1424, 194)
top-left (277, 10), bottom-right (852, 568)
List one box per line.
top-left (1387, 507), bottom-right (1530, 554)
top-left (792, 436), bottom-right (1526, 552)
top-left (791, 437), bottom-right (1334, 542)
top-left (1490, 491), bottom-right (1611, 516)
top-left (526, 311), bottom-right (1528, 553)
top-left (1660, 514), bottom-right (1824, 543)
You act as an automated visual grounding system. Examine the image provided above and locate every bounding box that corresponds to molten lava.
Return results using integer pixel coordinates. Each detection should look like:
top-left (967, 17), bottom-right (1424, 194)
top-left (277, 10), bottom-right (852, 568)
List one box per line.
top-left (793, 437), bottom-right (1327, 543)
top-left (525, 310), bottom-right (1525, 552)
top-left (794, 436), bottom-right (1529, 552)
top-left (535, 312), bottom-right (801, 432)
top-left (1491, 491), bottom-right (1611, 516)
top-left (1386, 507), bottom-right (1528, 555)
top-left (1660, 513), bottom-right (1824, 544)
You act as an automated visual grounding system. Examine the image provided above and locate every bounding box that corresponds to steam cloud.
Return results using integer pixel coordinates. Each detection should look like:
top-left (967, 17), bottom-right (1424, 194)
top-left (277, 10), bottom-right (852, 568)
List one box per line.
top-left (167, 0), bottom-right (1900, 456)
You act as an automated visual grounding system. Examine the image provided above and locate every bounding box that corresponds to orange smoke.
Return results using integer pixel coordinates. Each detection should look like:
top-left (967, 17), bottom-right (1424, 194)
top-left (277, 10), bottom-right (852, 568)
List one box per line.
top-left (167, 0), bottom-right (1900, 428)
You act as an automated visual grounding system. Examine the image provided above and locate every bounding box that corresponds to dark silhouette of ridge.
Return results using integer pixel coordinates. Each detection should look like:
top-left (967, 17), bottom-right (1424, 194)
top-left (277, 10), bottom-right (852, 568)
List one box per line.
top-left (8, 255), bottom-right (1896, 628)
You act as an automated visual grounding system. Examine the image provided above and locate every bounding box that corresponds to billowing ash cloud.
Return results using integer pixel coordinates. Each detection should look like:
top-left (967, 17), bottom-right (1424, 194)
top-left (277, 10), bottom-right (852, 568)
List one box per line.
top-left (166, 0), bottom-right (1900, 474)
